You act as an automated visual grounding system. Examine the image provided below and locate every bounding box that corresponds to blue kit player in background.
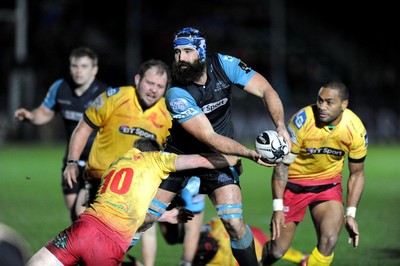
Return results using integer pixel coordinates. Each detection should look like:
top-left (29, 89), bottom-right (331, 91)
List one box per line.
top-left (14, 47), bottom-right (110, 221)
top-left (136, 27), bottom-right (291, 266)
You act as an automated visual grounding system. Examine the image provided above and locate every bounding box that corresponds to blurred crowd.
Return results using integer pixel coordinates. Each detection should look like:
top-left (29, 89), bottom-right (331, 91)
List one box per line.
top-left (1, 0), bottom-right (399, 143)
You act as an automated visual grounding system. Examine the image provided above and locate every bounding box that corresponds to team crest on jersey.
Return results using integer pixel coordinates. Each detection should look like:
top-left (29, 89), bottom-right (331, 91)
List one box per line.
top-left (294, 110), bottom-right (306, 129)
top-left (169, 98), bottom-right (189, 113)
top-left (202, 98), bottom-right (228, 114)
top-left (119, 126), bottom-right (156, 139)
top-left (106, 87), bottom-right (120, 97)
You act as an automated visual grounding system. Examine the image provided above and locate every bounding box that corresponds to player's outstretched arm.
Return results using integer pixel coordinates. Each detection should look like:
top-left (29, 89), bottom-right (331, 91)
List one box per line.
top-left (174, 153), bottom-right (240, 171)
top-left (243, 72), bottom-right (291, 152)
top-left (180, 113), bottom-right (263, 163)
top-left (14, 105), bottom-right (55, 125)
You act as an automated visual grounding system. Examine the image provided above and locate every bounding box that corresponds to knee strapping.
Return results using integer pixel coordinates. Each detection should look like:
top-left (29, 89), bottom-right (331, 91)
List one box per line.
top-left (148, 199), bottom-right (168, 218)
top-left (230, 224), bottom-right (253, 249)
top-left (216, 203), bottom-right (243, 219)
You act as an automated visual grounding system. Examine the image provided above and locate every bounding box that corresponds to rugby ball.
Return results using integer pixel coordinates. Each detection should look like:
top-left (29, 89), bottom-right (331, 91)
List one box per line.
top-left (255, 130), bottom-right (289, 163)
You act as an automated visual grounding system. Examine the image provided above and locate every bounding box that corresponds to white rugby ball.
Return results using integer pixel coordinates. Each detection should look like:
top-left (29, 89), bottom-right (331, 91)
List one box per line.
top-left (255, 130), bottom-right (289, 163)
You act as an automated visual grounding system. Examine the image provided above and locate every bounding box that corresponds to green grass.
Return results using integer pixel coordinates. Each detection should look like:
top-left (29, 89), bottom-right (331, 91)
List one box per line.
top-left (1, 143), bottom-right (400, 265)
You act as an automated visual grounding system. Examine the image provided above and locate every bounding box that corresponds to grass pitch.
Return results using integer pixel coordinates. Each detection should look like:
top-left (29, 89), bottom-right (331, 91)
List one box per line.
top-left (0, 143), bottom-right (399, 265)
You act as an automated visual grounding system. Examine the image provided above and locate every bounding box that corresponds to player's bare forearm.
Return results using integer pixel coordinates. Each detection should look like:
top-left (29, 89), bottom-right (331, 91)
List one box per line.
top-left (271, 163), bottom-right (288, 199)
top-left (347, 162), bottom-right (365, 207)
top-left (67, 119), bottom-right (93, 160)
top-left (181, 115), bottom-right (253, 159)
top-left (202, 133), bottom-right (253, 159)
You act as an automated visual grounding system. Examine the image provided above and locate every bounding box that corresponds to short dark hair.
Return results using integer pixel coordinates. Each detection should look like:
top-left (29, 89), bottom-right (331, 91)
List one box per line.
top-left (133, 138), bottom-right (162, 152)
top-left (69, 47), bottom-right (99, 66)
top-left (321, 81), bottom-right (349, 101)
top-left (138, 59), bottom-right (171, 88)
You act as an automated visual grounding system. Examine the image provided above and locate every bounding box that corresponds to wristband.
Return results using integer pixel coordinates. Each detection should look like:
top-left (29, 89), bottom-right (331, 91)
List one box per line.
top-left (272, 199), bottom-right (284, 211)
top-left (345, 207), bottom-right (357, 218)
top-left (67, 159), bottom-right (79, 165)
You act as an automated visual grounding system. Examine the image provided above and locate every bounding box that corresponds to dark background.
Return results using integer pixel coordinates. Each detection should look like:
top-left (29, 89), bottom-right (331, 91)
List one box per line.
top-left (1, 0), bottom-right (399, 143)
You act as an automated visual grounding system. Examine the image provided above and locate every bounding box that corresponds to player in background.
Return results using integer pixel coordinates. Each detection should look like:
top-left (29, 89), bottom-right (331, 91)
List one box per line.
top-left (14, 47), bottom-right (110, 221)
top-left (260, 81), bottom-right (368, 266)
top-left (26, 138), bottom-right (241, 266)
top-left (135, 26), bottom-right (291, 266)
top-left (63, 59), bottom-right (172, 266)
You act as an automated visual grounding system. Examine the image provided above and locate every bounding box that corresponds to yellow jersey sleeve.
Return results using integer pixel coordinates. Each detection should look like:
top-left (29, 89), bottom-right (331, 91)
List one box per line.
top-left (287, 105), bottom-right (368, 181)
top-left (84, 86), bottom-right (172, 179)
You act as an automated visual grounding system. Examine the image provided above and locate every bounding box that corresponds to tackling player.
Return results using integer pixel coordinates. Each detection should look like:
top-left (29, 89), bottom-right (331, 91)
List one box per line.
top-left (26, 138), bottom-right (240, 266)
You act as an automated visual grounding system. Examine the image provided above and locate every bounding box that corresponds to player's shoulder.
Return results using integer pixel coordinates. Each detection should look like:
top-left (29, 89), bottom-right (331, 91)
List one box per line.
top-left (290, 105), bottom-right (314, 130)
top-left (48, 78), bottom-right (67, 92)
top-left (165, 86), bottom-right (193, 100)
top-left (343, 109), bottom-right (363, 122)
top-left (342, 109), bottom-right (366, 132)
top-left (216, 53), bottom-right (239, 63)
top-left (103, 85), bottom-right (133, 98)
top-left (216, 53), bottom-right (240, 69)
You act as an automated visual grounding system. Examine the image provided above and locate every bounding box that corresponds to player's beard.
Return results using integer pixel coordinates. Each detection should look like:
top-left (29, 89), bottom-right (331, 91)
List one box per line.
top-left (172, 59), bottom-right (205, 85)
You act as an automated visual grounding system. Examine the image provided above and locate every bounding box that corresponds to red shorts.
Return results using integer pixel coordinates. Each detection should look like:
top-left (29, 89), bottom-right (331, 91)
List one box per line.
top-left (45, 215), bottom-right (126, 266)
top-left (283, 182), bottom-right (343, 223)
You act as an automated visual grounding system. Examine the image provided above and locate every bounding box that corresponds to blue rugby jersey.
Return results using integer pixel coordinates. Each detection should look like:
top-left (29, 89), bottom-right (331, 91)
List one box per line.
top-left (165, 53), bottom-right (255, 154)
top-left (42, 78), bottom-right (109, 160)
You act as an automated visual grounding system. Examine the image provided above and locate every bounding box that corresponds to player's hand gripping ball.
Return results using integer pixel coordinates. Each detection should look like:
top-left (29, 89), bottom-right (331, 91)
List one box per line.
top-left (255, 130), bottom-right (289, 163)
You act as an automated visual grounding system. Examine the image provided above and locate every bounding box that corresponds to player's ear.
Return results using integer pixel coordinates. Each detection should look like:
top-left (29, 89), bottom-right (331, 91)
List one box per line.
top-left (134, 74), bottom-right (141, 87)
top-left (341, 99), bottom-right (348, 111)
top-left (92, 65), bottom-right (99, 75)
